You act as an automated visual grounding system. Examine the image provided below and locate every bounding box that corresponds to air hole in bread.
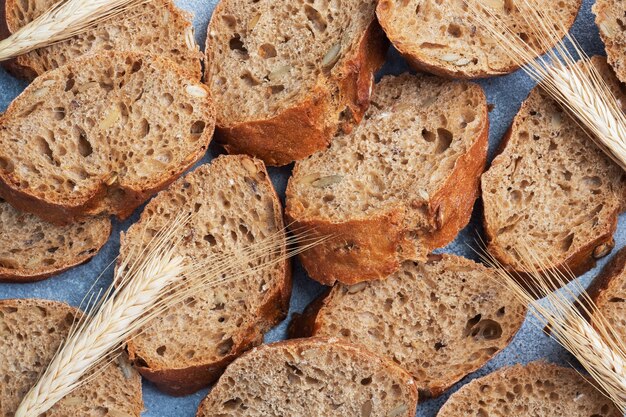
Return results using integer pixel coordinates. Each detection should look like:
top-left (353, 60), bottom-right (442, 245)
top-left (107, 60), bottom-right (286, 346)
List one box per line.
top-left (304, 5), bottom-right (328, 32)
top-left (229, 34), bottom-right (248, 57)
top-left (259, 43), bottom-right (277, 58)
top-left (436, 128), bottom-right (453, 153)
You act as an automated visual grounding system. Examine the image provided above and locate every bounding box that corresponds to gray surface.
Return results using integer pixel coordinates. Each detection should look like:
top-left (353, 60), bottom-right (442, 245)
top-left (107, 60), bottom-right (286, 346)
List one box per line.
top-left (0, 0), bottom-right (624, 415)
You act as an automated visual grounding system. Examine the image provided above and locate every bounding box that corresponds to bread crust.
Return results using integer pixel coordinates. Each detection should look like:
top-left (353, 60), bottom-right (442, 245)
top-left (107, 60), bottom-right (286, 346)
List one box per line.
top-left (208, 15), bottom-right (389, 167)
top-left (585, 246), bottom-right (626, 314)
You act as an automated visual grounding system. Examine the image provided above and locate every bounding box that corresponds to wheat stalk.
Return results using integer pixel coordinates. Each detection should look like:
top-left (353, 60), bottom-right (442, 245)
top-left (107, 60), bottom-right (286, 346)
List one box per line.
top-left (0, 0), bottom-right (149, 61)
top-left (15, 214), bottom-right (328, 417)
top-left (464, 0), bottom-right (626, 171)
top-left (478, 240), bottom-right (626, 412)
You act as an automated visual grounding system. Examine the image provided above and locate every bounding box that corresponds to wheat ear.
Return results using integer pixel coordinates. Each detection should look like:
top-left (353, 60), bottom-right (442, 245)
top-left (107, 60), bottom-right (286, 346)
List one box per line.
top-left (464, 0), bottom-right (626, 171)
top-left (0, 0), bottom-right (148, 61)
top-left (478, 240), bottom-right (626, 412)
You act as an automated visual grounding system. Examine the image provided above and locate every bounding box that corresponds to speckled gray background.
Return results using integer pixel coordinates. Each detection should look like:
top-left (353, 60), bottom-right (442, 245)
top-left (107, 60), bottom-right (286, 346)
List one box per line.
top-left (0, 0), bottom-right (624, 415)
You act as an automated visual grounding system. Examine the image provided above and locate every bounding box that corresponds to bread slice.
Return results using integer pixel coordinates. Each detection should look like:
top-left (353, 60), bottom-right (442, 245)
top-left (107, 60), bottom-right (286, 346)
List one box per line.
top-left (482, 56), bottom-right (626, 280)
top-left (290, 254), bottom-right (527, 399)
top-left (0, 298), bottom-right (143, 416)
top-left (0, 198), bottom-right (111, 282)
top-left (205, 0), bottom-right (388, 166)
top-left (1, 0), bottom-right (202, 80)
top-left (594, 0), bottom-right (626, 85)
top-left (285, 73), bottom-right (488, 285)
top-left (376, 0), bottom-right (581, 78)
top-left (437, 361), bottom-right (620, 416)
top-left (196, 338), bottom-right (418, 417)
top-left (120, 155), bottom-right (290, 396)
top-left (0, 51), bottom-right (215, 225)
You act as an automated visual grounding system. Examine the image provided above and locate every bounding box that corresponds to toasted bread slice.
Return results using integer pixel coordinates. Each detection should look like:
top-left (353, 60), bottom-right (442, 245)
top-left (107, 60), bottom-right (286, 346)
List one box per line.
top-left (205, 0), bottom-right (388, 166)
top-left (0, 198), bottom-right (110, 282)
top-left (0, 51), bottom-right (214, 225)
top-left (2, 0), bottom-right (202, 80)
top-left (196, 338), bottom-right (418, 417)
top-left (376, 0), bottom-right (581, 78)
top-left (290, 255), bottom-right (526, 399)
top-left (595, 0), bottom-right (626, 84)
top-left (121, 155), bottom-right (290, 396)
top-left (437, 362), bottom-right (620, 416)
top-left (285, 73), bottom-right (488, 285)
top-left (482, 56), bottom-right (626, 280)
top-left (0, 298), bottom-right (142, 416)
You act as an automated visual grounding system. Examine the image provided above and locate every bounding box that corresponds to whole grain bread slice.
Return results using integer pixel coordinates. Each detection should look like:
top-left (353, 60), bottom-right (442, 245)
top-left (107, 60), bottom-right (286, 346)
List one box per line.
top-left (205, 0), bottom-right (388, 166)
top-left (0, 51), bottom-right (215, 225)
top-left (285, 73), bottom-right (488, 285)
top-left (196, 338), bottom-right (418, 417)
top-left (437, 361), bottom-right (620, 417)
top-left (0, 298), bottom-right (143, 416)
top-left (482, 56), bottom-right (626, 281)
top-left (289, 254), bottom-right (527, 399)
top-left (376, 0), bottom-right (581, 78)
top-left (0, 198), bottom-right (111, 282)
top-left (120, 155), bottom-right (290, 396)
top-left (1, 0), bottom-right (202, 80)
top-left (594, 0), bottom-right (626, 85)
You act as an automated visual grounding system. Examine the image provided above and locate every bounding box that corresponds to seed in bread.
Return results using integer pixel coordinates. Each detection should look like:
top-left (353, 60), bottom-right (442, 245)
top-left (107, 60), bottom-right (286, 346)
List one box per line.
top-left (482, 56), bottom-right (626, 281)
top-left (0, 198), bottom-right (111, 282)
top-left (196, 338), bottom-right (418, 417)
top-left (376, 0), bottom-right (581, 78)
top-left (0, 298), bottom-right (143, 416)
top-left (121, 155), bottom-right (290, 396)
top-left (594, 0), bottom-right (626, 85)
top-left (0, 51), bottom-right (215, 225)
top-left (290, 254), bottom-right (526, 399)
top-left (437, 362), bottom-right (621, 417)
top-left (205, 0), bottom-right (389, 166)
top-left (2, 0), bottom-right (202, 80)
top-left (286, 73), bottom-right (488, 285)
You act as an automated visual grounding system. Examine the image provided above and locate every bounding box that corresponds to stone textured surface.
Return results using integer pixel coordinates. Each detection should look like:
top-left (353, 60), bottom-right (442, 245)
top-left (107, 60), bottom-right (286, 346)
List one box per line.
top-left (0, 0), bottom-right (623, 416)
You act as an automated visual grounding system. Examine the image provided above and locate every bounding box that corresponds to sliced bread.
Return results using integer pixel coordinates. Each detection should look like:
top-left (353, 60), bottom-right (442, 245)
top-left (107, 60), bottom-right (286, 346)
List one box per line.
top-left (120, 155), bottom-right (290, 396)
top-left (205, 0), bottom-right (388, 166)
top-left (0, 298), bottom-right (142, 416)
top-left (0, 51), bottom-right (215, 225)
top-left (1, 0), bottom-right (202, 80)
top-left (594, 0), bottom-right (626, 84)
top-left (285, 73), bottom-right (488, 285)
top-left (482, 56), bottom-right (626, 280)
top-left (437, 362), bottom-right (620, 416)
top-left (196, 338), bottom-right (418, 417)
top-left (376, 0), bottom-right (581, 78)
top-left (0, 198), bottom-right (110, 282)
top-left (290, 254), bottom-right (527, 399)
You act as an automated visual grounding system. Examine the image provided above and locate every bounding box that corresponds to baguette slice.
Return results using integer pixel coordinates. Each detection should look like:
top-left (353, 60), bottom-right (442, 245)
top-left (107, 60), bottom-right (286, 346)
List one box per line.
top-left (0, 298), bottom-right (142, 416)
top-left (594, 0), bottom-right (626, 84)
top-left (376, 0), bottom-right (581, 78)
top-left (482, 56), bottom-right (626, 281)
top-left (121, 155), bottom-right (291, 396)
top-left (0, 51), bottom-right (215, 225)
top-left (437, 362), bottom-right (620, 417)
top-left (0, 198), bottom-right (111, 282)
top-left (196, 338), bottom-right (418, 417)
top-left (290, 254), bottom-right (526, 399)
top-left (205, 0), bottom-right (388, 166)
top-left (286, 74), bottom-right (488, 285)
top-left (2, 0), bottom-right (202, 80)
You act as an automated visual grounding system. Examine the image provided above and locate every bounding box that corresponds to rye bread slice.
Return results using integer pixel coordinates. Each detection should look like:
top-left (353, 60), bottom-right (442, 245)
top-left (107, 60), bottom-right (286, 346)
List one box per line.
top-left (482, 56), bottom-right (626, 280)
top-left (0, 298), bottom-right (143, 416)
top-left (205, 0), bottom-right (389, 166)
top-left (285, 73), bottom-right (488, 285)
top-left (0, 51), bottom-right (215, 225)
top-left (196, 338), bottom-right (418, 417)
top-left (289, 254), bottom-right (526, 399)
top-left (0, 198), bottom-right (111, 282)
top-left (1, 0), bottom-right (202, 80)
top-left (120, 155), bottom-right (291, 396)
top-left (595, 0), bottom-right (626, 85)
top-left (376, 0), bottom-right (581, 78)
top-left (437, 362), bottom-right (621, 417)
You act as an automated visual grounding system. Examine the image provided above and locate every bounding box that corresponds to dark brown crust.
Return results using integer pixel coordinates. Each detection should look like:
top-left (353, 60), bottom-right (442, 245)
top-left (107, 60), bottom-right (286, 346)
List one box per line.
top-left (585, 246), bottom-right (626, 316)
top-left (208, 15), bottom-right (389, 167)
top-left (0, 51), bottom-right (214, 225)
